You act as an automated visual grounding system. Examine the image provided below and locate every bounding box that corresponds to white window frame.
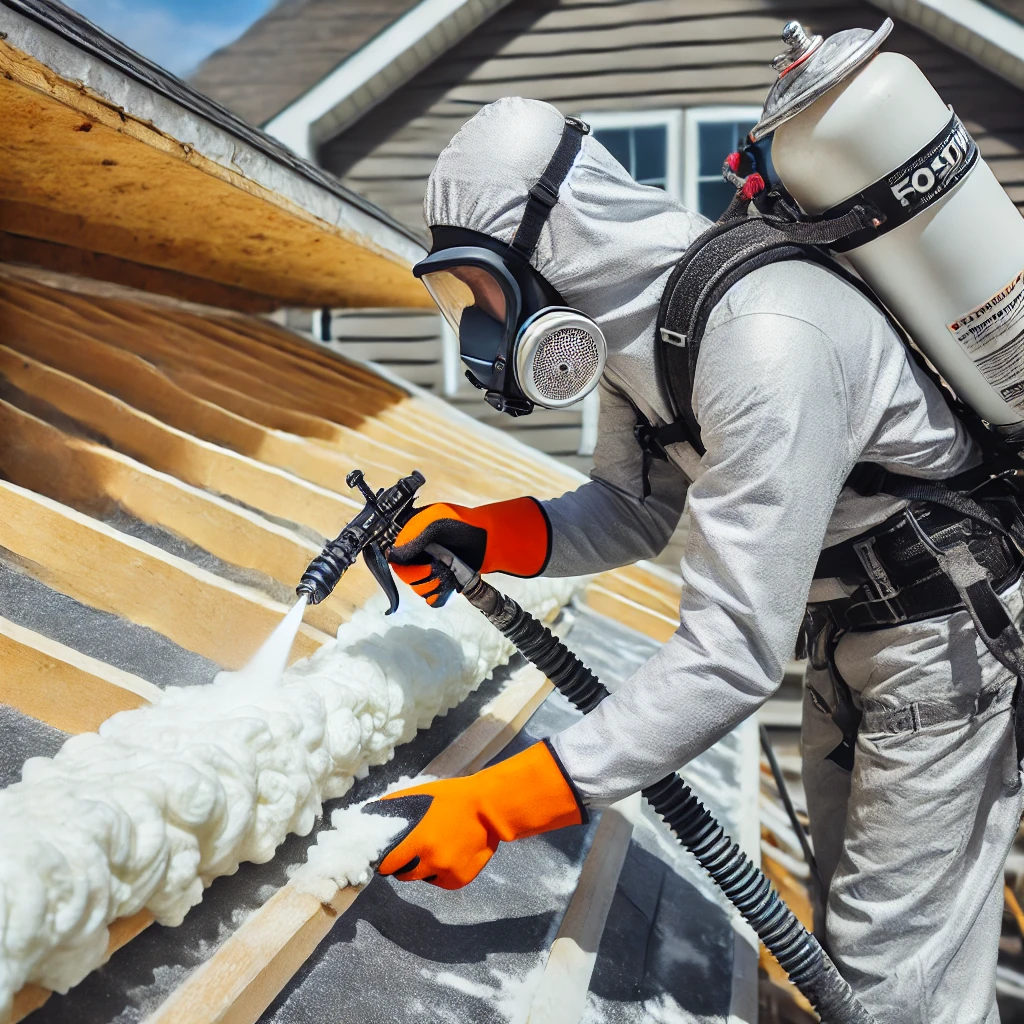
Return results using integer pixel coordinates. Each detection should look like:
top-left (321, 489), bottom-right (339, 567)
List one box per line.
top-left (581, 109), bottom-right (683, 200)
top-left (682, 106), bottom-right (763, 215)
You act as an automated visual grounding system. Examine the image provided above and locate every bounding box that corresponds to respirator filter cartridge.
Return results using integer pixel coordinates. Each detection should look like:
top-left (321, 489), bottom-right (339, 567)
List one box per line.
top-left (515, 310), bottom-right (607, 409)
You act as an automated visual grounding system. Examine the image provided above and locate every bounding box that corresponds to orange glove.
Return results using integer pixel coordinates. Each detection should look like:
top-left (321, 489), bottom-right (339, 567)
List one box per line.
top-left (366, 741), bottom-right (586, 889)
top-left (389, 497), bottom-right (551, 606)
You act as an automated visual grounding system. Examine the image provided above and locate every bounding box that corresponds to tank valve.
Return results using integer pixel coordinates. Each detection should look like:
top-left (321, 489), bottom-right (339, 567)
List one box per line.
top-left (772, 21), bottom-right (823, 72)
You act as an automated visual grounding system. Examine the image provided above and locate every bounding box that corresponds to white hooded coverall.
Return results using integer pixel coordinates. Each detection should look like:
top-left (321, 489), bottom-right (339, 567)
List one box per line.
top-left (425, 97), bottom-right (1024, 1023)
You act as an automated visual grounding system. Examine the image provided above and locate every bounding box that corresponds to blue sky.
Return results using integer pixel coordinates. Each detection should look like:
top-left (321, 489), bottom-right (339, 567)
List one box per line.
top-left (64, 0), bottom-right (275, 77)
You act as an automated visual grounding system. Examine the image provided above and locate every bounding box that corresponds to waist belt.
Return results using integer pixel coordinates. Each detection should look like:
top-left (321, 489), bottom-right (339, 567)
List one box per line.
top-left (812, 494), bottom-right (1024, 631)
top-left (802, 476), bottom-right (1024, 773)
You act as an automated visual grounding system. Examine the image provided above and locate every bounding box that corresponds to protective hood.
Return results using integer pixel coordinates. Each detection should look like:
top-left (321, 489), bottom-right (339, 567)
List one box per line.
top-left (425, 97), bottom-right (710, 422)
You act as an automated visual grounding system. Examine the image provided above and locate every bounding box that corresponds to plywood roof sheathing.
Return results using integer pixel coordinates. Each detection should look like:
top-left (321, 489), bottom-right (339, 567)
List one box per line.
top-left (0, 3), bottom-right (430, 310)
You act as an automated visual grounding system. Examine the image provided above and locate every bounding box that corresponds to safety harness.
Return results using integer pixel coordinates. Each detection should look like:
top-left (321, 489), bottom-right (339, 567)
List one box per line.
top-left (647, 172), bottom-right (1024, 770)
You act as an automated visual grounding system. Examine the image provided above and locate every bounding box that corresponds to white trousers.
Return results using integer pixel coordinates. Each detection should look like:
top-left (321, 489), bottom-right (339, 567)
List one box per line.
top-left (802, 584), bottom-right (1024, 1024)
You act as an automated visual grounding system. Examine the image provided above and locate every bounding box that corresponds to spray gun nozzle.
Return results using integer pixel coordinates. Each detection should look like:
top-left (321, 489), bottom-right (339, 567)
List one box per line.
top-left (296, 469), bottom-right (427, 608)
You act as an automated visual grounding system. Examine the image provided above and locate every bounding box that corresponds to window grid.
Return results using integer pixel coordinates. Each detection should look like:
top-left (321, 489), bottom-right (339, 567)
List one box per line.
top-left (580, 109), bottom-right (683, 200)
top-left (683, 106), bottom-right (764, 221)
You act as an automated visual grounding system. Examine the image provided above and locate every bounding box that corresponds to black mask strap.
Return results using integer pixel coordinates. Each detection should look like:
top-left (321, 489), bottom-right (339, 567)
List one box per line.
top-left (510, 116), bottom-right (589, 261)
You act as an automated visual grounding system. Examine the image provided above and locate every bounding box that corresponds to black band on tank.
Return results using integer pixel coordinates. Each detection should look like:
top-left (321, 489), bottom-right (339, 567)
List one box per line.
top-left (821, 112), bottom-right (979, 253)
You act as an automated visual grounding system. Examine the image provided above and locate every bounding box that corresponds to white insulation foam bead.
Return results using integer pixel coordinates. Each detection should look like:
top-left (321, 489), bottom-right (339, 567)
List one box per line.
top-left (0, 573), bottom-right (585, 1018)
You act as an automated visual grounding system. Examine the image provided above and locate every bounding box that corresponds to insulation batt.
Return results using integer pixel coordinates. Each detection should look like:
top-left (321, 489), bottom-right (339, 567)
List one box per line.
top-left (0, 574), bottom-right (581, 1018)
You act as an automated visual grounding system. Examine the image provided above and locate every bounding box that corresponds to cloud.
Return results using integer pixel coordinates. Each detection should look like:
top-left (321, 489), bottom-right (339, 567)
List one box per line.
top-left (65, 0), bottom-right (268, 77)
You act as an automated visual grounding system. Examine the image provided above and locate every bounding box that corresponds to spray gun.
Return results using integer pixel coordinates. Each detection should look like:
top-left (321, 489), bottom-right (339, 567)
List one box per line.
top-left (298, 470), bottom-right (874, 1024)
top-left (296, 469), bottom-right (425, 614)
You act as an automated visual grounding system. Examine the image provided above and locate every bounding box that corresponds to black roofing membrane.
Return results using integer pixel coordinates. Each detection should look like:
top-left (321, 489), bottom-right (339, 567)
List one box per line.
top-left (0, 555), bottom-right (220, 689)
top-left (17, 605), bottom-right (748, 1022)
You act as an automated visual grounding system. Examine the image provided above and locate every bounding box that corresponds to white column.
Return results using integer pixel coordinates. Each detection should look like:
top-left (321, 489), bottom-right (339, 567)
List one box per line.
top-left (440, 317), bottom-right (461, 397)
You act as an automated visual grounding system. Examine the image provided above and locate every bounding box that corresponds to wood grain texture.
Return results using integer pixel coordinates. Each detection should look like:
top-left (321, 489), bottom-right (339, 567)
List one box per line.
top-left (143, 663), bottom-right (554, 1024)
top-left (0, 345), bottom-right (360, 539)
top-left (0, 479), bottom-right (332, 670)
top-left (0, 398), bottom-right (362, 634)
top-left (0, 40), bottom-right (429, 310)
top-left (583, 583), bottom-right (680, 643)
top-left (0, 615), bottom-right (162, 734)
top-left (0, 234), bottom-right (277, 313)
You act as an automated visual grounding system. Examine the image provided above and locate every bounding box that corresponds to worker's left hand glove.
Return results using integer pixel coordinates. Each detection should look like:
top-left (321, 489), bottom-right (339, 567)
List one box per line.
top-left (364, 740), bottom-right (586, 889)
top-left (389, 497), bottom-right (550, 607)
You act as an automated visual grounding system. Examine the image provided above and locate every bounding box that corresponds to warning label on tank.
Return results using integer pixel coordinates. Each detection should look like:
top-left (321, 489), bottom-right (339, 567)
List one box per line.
top-left (947, 270), bottom-right (1024, 410)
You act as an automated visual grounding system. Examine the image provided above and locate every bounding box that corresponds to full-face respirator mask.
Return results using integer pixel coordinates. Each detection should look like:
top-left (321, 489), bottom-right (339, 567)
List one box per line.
top-left (413, 117), bottom-right (607, 417)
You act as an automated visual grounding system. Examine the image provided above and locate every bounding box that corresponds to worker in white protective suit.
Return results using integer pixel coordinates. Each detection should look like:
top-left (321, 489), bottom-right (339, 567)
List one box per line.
top-left (366, 96), bottom-right (1024, 1023)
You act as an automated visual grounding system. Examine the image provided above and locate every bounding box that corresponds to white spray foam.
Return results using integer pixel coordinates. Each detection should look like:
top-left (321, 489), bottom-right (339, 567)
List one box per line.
top-left (0, 574), bottom-right (583, 1019)
top-left (289, 774), bottom-right (436, 901)
top-left (427, 959), bottom-right (548, 1024)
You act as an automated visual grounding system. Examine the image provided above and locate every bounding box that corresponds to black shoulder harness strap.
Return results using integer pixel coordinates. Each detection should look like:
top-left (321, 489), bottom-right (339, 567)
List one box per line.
top-left (510, 116), bottom-right (590, 261)
top-left (652, 205), bottom-right (877, 457)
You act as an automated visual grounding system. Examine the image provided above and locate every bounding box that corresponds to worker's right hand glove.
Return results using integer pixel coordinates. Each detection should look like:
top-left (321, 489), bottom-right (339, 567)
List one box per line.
top-left (389, 496), bottom-right (551, 607)
top-left (364, 740), bottom-right (586, 889)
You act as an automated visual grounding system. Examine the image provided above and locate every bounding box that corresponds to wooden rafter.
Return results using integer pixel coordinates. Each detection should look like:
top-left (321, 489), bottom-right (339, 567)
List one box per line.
top-left (0, 40), bottom-right (430, 310)
top-left (0, 480), bottom-right (332, 670)
top-left (0, 345), bottom-right (360, 538)
top-left (11, 911), bottom-right (156, 1024)
top-left (526, 795), bottom-right (638, 1023)
top-left (0, 615), bottom-right (161, 735)
top-left (0, 397), bottom-right (365, 635)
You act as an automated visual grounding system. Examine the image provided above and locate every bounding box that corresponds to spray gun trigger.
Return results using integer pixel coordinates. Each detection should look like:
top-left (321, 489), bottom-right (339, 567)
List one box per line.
top-left (363, 542), bottom-right (401, 614)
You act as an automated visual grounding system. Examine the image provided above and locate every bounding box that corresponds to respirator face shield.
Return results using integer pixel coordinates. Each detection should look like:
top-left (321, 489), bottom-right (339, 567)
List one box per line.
top-left (414, 228), bottom-right (607, 416)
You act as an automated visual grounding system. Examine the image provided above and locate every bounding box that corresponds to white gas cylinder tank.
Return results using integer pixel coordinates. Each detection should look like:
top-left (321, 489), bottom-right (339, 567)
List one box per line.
top-left (756, 21), bottom-right (1024, 434)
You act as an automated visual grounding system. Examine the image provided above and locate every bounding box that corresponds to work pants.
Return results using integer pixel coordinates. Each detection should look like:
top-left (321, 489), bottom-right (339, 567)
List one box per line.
top-left (802, 583), bottom-right (1024, 1024)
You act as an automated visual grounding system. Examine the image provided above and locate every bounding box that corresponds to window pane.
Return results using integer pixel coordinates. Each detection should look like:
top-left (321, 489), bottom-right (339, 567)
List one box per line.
top-left (594, 128), bottom-right (631, 173)
top-left (698, 179), bottom-right (737, 221)
top-left (633, 125), bottom-right (667, 184)
top-left (698, 122), bottom-right (739, 176)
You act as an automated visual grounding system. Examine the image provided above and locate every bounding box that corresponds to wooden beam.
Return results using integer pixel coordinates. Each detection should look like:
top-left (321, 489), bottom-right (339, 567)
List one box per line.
top-left (0, 233), bottom-right (277, 313)
top-left (0, 296), bottom-right (412, 497)
top-left (99, 300), bottom-right (554, 500)
top-left (0, 282), bottom-right (489, 505)
top-left (144, 665), bottom-right (554, 1024)
top-left (0, 345), bottom-right (359, 539)
top-left (0, 42), bottom-right (430, 310)
top-left (421, 668), bottom-right (554, 780)
top-left (526, 795), bottom-right (638, 1024)
top-left (11, 910), bottom-right (155, 1024)
top-left (0, 615), bottom-right (162, 735)
top-left (0, 399), bottom-right (364, 635)
top-left (583, 583), bottom-right (679, 643)
top-left (596, 564), bottom-right (682, 620)
top-left (0, 480), bottom-right (331, 669)
top-left (2, 272), bottom-right (573, 502)
top-left (13, 278), bottom-right (569, 499)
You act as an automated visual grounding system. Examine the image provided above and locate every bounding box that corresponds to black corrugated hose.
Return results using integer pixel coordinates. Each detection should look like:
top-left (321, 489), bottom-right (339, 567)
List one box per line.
top-left (460, 573), bottom-right (875, 1024)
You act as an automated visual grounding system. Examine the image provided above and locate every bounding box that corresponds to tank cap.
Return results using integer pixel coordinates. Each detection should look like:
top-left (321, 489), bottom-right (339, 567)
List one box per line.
top-left (751, 18), bottom-right (893, 141)
top-left (771, 22), bottom-right (823, 73)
